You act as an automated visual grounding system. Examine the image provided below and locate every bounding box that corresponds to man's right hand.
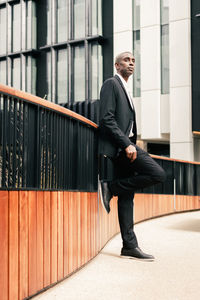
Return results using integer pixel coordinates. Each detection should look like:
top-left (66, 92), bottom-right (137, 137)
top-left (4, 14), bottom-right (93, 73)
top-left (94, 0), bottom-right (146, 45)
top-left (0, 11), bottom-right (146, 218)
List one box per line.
top-left (125, 144), bottom-right (137, 163)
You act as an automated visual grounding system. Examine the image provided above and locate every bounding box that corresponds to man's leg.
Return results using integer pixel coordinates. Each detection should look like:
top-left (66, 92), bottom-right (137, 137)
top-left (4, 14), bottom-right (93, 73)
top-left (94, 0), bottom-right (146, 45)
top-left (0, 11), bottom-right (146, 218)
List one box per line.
top-left (118, 192), bottom-right (138, 249)
top-left (110, 145), bottom-right (166, 196)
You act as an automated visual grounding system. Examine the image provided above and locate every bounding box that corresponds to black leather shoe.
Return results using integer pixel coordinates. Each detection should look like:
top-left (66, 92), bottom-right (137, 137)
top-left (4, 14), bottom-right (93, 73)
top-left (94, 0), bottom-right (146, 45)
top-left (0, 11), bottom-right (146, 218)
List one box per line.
top-left (99, 181), bottom-right (112, 214)
top-left (121, 247), bottom-right (155, 261)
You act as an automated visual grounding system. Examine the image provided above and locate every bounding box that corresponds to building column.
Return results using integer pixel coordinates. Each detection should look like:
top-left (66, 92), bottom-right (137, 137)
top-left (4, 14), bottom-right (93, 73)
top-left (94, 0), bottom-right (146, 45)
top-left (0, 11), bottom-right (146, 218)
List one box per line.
top-left (140, 0), bottom-right (161, 140)
top-left (169, 0), bottom-right (193, 160)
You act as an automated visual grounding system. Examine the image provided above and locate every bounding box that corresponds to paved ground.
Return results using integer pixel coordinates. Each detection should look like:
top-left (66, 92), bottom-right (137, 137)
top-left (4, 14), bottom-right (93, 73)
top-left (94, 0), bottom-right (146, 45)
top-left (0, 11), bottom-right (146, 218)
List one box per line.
top-left (34, 211), bottom-right (200, 300)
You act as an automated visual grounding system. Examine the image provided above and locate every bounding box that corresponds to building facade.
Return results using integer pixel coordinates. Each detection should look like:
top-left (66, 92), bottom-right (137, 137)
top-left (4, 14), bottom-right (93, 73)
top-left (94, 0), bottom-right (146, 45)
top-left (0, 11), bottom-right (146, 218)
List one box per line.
top-left (0, 0), bottom-right (199, 161)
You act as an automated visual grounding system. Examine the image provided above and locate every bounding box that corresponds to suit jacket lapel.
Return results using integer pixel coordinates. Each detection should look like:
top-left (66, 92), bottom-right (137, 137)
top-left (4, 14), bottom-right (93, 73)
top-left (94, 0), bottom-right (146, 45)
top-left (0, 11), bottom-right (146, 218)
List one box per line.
top-left (114, 75), bottom-right (134, 112)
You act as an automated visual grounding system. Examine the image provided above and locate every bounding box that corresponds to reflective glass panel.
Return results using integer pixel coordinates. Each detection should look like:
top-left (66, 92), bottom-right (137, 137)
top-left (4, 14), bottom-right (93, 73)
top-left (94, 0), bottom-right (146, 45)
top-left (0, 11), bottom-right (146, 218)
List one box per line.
top-left (56, 48), bottom-right (68, 104)
top-left (46, 52), bottom-right (52, 100)
top-left (26, 56), bottom-right (36, 94)
top-left (161, 24), bottom-right (169, 94)
top-left (0, 7), bottom-right (6, 55)
top-left (133, 31), bottom-right (140, 97)
top-left (26, 1), bottom-right (31, 49)
top-left (57, 0), bottom-right (68, 42)
top-left (74, 45), bottom-right (85, 102)
top-left (32, 2), bottom-right (37, 48)
top-left (0, 60), bottom-right (7, 84)
top-left (12, 57), bottom-right (21, 89)
top-left (47, 0), bottom-right (52, 45)
top-left (12, 4), bottom-right (21, 52)
top-left (161, 0), bottom-right (169, 25)
top-left (92, 0), bottom-right (102, 35)
top-left (74, 0), bottom-right (85, 39)
top-left (133, 0), bottom-right (140, 30)
top-left (91, 44), bottom-right (102, 100)
top-left (133, 0), bottom-right (141, 97)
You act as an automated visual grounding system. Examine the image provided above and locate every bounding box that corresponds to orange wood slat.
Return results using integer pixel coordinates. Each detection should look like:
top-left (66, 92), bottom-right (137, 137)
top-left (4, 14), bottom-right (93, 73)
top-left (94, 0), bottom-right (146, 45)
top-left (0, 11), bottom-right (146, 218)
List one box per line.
top-left (80, 192), bottom-right (88, 266)
top-left (68, 192), bottom-right (74, 274)
top-left (0, 191), bottom-right (8, 300)
top-left (63, 192), bottom-right (69, 277)
top-left (76, 192), bottom-right (81, 269)
top-left (72, 192), bottom-right (78, 272)
top-left (43, 191), bottom-right (51, 287)
top-left (36, 191), bottom-right (44, 291)
top-left (50, 192), bottom-right (58, 284)
top-left (19, 191), bottom-right (29, 300)
top-left (57, 192), bottom-right (64, 281)
top-left (28, 191), bottom-right (37, 296)
top-left (87, 193), bottom-right (91, 261)
top-left (9, 191), bottom-right (19, 300)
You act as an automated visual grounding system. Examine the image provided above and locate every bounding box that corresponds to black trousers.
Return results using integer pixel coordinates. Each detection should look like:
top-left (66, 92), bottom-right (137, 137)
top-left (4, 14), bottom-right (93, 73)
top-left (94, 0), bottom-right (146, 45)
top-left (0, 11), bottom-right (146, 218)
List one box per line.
top-left (110, 145), bottom-right (166, 249)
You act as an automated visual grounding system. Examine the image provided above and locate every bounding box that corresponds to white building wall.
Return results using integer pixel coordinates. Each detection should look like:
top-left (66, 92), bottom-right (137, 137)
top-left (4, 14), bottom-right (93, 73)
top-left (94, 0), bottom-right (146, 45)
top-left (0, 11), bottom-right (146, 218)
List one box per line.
top-left (113, 0), bottom-right (194, 160)
top-left (169, 0), bottom-right (193, 160)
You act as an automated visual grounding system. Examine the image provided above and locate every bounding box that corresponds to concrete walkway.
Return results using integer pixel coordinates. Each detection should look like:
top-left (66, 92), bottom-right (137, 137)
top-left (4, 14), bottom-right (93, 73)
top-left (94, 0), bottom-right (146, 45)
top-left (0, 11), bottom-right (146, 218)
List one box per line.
top-left (34, 211), bottom-right (200, 300)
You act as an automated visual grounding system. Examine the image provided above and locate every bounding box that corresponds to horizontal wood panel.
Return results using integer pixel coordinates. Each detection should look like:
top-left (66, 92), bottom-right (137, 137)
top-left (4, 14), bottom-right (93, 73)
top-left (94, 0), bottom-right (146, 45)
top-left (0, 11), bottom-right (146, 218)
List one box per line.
top-left (0, 190), bottom-right (199, 300)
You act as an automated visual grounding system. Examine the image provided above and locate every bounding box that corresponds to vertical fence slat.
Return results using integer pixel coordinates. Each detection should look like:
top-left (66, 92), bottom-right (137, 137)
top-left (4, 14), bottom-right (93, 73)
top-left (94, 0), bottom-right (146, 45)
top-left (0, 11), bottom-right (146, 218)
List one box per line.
top-left (0, 191), bottom-right (8, 300)
top-left (77, 192), bottom-right (81, 269)
top-left (57, 192), bottom-right (64, 281)
top-left (43, 191), bottom-right (51, 287)
top-left (9, 191), bottom-right (18, 300)
top-left (37, 191), bottom-right (44, 291)
top-left (19, 191), bottom-right (29, 300)
top-left (63, 191), bottom-right (69, 277)
top-left (50, 192), bottom-right (58, 284)
top-left (28, 191), bottom-right (37, 296)
top-left (81, 192), bottom-right (88, 266)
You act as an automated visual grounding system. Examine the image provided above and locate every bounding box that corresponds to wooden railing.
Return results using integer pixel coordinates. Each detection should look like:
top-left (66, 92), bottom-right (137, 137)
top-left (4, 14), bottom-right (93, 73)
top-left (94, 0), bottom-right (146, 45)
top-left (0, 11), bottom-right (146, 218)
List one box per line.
top-left (0, 84), bottom-right (200, 300)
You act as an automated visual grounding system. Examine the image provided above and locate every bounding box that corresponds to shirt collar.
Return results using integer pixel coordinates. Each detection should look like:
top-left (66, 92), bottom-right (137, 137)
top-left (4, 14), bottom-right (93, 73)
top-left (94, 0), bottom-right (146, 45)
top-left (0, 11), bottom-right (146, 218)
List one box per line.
top-left (116, 73), bottom-right (129, 89)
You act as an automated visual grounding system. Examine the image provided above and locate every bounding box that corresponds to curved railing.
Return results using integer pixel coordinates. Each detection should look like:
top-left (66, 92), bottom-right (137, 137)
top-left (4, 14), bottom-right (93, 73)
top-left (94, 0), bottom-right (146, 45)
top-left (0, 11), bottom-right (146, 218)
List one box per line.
top-left (0, 84), bottom-right (199, 300)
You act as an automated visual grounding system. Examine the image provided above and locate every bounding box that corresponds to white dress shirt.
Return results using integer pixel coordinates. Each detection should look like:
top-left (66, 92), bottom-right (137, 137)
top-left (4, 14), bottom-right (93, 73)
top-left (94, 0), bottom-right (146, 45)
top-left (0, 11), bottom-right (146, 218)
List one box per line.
top-left (116, 73), bottom-right (134, 137)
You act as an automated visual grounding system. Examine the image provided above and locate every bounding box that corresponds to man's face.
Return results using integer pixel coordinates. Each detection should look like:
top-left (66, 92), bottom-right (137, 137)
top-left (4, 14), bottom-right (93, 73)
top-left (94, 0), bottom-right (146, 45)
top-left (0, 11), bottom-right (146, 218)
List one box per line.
top-left (115, 53), bottom-right (135, 79)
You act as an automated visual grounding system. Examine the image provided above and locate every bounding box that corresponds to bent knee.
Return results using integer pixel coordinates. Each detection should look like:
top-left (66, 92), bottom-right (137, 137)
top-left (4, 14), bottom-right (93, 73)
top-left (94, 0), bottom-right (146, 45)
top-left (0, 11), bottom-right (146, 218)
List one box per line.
top-left (153, 169), bottom-right (166, 183)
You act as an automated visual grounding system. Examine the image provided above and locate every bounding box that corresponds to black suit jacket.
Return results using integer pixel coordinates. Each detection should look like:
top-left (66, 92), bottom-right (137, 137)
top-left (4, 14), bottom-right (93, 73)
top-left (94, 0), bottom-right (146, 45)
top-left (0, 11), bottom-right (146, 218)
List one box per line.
top-left (98, 75), bottom-right (137, 158)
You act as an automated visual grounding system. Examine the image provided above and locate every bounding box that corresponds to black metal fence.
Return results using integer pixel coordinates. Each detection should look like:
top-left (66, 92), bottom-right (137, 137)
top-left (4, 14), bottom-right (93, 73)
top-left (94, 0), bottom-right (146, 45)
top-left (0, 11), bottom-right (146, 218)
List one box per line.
top-left (99, 150), bottom-right (200, 196)
top-left (0, 93), bottom-right (98, 191)
top-left (0, 89), bottom-right (200, 195)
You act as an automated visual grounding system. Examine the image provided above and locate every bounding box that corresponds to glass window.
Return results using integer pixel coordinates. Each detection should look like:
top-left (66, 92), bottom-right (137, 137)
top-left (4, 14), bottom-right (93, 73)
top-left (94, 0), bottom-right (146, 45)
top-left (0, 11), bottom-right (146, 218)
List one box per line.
top-left (56, 48), bottom-right (68, 104)
top-left (0, 60), bottom-right (7, 85)
top-left (161, 0), bottom-right (169, 94)
top-left (0, 7), bottom-right (6, 55)
top-left (26, 56), bottom-right (36, 94)
top-left (91, 44), bottom-right (102, 100)
top-left (31, 2), bottom-right (37, 49)
top-left (47, 0), bottom-right (52, 45)
top-left (161, 0), bottom-right (169, 25)
top-left (91, 0), bottom-right (102, 36)
top-left (26, 1), bottom-right (37, 49)
top-left (12, 3), bottom-right (21, 52)
top-left (133, 0), bottom-right (141, 97)
top-left (46, 51), bottom-right (52, 101)
top-left (73, 0), bottom-right (85, 39)
top-left (26, 1), bottom-right (31, 49)
top-left (161, 24), bottom-right (169, 94)
top-left (133, 0), bottom-right (140, 30)
top-left (73, 45), bottom-right (85, 102)
top-left (133, 31), bottom-right (141, 97)
top-left (12, 57), bottom-right (21, 89)
top-left (57, 0), bottom-right (68, 43)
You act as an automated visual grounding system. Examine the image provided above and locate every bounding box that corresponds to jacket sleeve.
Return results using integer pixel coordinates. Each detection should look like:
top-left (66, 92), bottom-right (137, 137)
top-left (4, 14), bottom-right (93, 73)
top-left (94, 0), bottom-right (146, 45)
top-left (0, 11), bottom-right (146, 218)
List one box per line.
top-left (99, 79), bottom-right (131, 150)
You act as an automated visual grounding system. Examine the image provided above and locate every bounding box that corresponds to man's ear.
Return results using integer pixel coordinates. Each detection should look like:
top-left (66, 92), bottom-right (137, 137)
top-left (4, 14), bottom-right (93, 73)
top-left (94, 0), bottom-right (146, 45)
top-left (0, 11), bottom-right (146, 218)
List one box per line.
top-left (115, 63), bottom-right (119, 71)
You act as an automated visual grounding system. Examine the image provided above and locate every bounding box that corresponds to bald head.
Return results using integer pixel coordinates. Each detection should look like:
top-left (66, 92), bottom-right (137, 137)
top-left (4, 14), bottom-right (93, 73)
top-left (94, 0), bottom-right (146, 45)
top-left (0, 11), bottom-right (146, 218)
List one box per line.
top-left (115, 52), bottom-right (134, 64)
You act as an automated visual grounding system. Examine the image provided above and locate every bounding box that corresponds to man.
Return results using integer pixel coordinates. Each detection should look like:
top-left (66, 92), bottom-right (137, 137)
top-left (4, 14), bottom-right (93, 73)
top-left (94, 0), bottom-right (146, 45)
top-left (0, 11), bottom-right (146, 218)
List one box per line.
top-left (98, 52), bottom-right (166, 261)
